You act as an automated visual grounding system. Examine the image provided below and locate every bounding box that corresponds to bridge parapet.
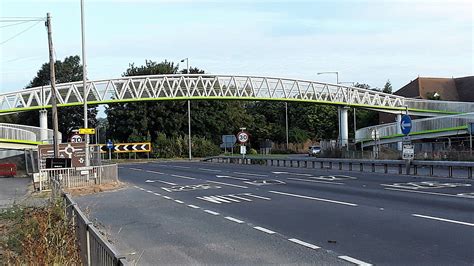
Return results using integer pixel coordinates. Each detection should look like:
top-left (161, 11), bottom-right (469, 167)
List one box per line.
top-left (0, 123), bottom-right (60, 144)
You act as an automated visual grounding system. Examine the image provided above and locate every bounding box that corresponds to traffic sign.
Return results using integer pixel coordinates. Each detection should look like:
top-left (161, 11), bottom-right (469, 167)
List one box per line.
top-left (70, 134), bottom-right (83, 143)
top-left (106, 140), bottom-right (113, 149)
top-left (402, 144), bottom-right (414, 160)
top-left (240, 145), bottom-right (247, 155)
top-left (79, 128), bottom-right (96, 135)
top-left (400, 115), bottom-right (412, 135)
top-left (237, 131), bottom-right (249, 144)
top-left (99, 142), bottom-right (151, 153)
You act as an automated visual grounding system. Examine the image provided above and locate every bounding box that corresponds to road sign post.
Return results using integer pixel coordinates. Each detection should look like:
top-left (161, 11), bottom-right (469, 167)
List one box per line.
top-left (106, 139), bottom-right (113, 160)
top-left (237, 129), bottom-right (249, 159)
top-left (400, 114), bottom-right (413, 173)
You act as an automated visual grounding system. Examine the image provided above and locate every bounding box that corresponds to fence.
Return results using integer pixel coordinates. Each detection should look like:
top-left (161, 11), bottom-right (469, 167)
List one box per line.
top-left (39, 164), bottom-right (118, 191)
top-left (0, 123), bottom-right (61, 143)
top-left (204, 156), bottom-right (473, 179)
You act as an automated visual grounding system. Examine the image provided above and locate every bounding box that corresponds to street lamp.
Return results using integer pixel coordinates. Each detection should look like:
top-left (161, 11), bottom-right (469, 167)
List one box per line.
top-left (317, 71), bottom-right (339, 84)
top-left (80, 0), bottom-right (90, 166)
top-left (181, 58), bottom-right (192, 160)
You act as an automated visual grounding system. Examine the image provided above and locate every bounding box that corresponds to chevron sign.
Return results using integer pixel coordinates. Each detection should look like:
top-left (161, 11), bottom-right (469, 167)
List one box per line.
top-left (99, 142), bottom-right (151, 153)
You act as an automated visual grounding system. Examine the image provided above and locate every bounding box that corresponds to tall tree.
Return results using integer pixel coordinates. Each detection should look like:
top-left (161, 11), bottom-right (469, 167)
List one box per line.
top-left (18, 55), bottom-right (98, 141)
top-left (383, 79), bottom-right (393, 94)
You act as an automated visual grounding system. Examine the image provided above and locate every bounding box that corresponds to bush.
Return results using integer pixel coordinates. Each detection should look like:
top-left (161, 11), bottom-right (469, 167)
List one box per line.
top-left (192, 137), bottom-right (220, 158)
top-left (152, 134), bottom-right (220, 158)
top-left (248, 148), bottom-right (258, 155)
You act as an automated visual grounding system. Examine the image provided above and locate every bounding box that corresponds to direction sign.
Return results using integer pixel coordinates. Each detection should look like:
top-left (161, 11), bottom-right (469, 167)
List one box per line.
top-left (99, 142), bottom-right (151, 153)
top-left (38, 143), bottom-right (87, 168)
top-left (79, 128), bottom-right (96, 135)
top-left (70, 134), bottom-right (83, 143)
top-left (400, 114), bottom-right (412, 135)
top-left (237, 131), bottom-right (249, 143)
top-left (222, 135), bottom-right (237, 145)
top-left (106, 140), bottom-right (113, 149)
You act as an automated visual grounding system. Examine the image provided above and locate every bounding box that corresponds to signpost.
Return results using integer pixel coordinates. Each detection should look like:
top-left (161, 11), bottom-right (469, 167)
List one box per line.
top-left (400, 114), bottom-right (413, 173)
top-left (222, 135), bottom-right (237, 154)
top-left (468, 123), bottom-right (473, 156)
top-left (237, 128), bottom-right (249, 159)
top-left (38, 143), bottom-right (88, 169)
top-left (400, 114), bottom-right (412, 135)
top-left (106, 139), bottom-right (113, 160)
top-left (79, 128), bottom-right (96, 135)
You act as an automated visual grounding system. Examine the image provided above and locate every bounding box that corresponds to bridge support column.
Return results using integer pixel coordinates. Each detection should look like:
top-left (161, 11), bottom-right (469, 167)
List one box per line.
top-left (396, 114), bottom-right (402, 151)
top-left (39, 110), bottom-right (48, 143)
top-left (339, 106), bottom-right (349, 147)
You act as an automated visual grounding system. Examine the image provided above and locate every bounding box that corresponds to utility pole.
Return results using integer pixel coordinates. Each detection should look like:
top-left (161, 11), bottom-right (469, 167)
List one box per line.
top-left (285, 102), bottom-right (289, 150)
top-left (81, 0), bottom-right (90, 166)
top-left (181, 58), bottom-right (192, 160)
top-left (46, 13), bottom-right (59, 157)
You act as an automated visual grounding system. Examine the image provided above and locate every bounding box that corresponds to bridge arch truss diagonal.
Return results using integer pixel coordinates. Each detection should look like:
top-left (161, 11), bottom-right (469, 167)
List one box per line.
top-left (1, 74), bottom-right (409, 113)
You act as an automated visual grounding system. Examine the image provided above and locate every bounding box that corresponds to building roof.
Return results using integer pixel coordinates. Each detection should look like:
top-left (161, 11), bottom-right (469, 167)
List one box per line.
top-left (395, 76), bottom-right (473, 102)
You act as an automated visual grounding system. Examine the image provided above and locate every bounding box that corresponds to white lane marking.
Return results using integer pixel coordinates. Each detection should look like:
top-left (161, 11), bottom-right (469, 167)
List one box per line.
top-left (225, 216), bottom-right (245, 224)
top-left (338, 256), bottom-right (372, 266)
top-left (216, 175), bottom-right (249, 181)
top-left (146, 190), bottom-right (153, 193)
top-left (412, 214), bottom-right (474, 227)
top-left (206, 180), bottom-right (248, 189)
top-left (174, 200), bottom-right (184, 204)
top-left (288, 238), bottom-right (320, 250)
top-left (171, 174), bottom-right (196, 180)
top-left (139, 188), bottom-right (145, 191)
top-left (215, 195), bottom-right (241, 202)
top-left (253, 226), bottom-right (276, 234)
top-left (171, 165), bottom-right (191, 169)
top-left (163, 196), bottom-right (172, 200)
top-left (187, 204), bottom-right (200, 209)
top-left (146, 179), bottom-right (177, 185)
top-left (199, 168), bottom-right (222, 172)
top-left (204, 210), bottom-right (220, 215)
top-left (384, 188), bottom-right (470, 199)
top-left (287, 177), bottom-right (344, 185)
top-left (272, 171), bottom-right (312, 176)
top-left (197, 195), bottom-right (233, 204)
top-left (233, 172), bottom-right (268, 177)
top-left (133, 185), bottom-right (140, 188)
top-left (146, 170), bottom-right (165, 175)
top-left (227, 194), bottom-right (252, 201)
top-left (130, 167), bottom-right (143, 171)
top-left (241, 193), bottom-right (271, 200)
top-left (269, 190), bottom-right (358, 207)
top-left (153, 193), bottom-right (161, 196)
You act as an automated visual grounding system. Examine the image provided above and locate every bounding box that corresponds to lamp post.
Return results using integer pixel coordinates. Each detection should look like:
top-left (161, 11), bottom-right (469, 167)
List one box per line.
top-left (80, 0), bottom-right (90, 166)
top-left (285, 102), bottom-right (289, 150)
top-left (181, 58), bottom-right (192, 160)
top-left (317, 71), bottom-right (339, 84)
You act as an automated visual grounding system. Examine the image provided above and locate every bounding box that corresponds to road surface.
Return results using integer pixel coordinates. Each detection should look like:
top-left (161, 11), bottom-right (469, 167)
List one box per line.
top-left (75, 160), bottom-right (474, 265)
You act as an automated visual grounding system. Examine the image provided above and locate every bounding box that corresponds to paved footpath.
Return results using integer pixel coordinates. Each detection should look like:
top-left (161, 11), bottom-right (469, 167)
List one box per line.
top-left (75, 161), bottom-right (474, 265)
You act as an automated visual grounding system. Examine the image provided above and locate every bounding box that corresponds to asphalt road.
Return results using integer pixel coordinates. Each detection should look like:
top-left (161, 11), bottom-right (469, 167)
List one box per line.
top-left (76, 161), bottom-right (474, 265)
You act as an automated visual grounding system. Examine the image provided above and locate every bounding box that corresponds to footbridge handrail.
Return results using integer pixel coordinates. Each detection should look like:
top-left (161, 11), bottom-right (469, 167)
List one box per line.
top-left (0, 123), bottom-right (60, 143)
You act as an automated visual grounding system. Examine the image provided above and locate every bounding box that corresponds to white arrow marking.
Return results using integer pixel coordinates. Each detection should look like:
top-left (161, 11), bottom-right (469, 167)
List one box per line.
top-left (401, 121), bottom-right (411, 130)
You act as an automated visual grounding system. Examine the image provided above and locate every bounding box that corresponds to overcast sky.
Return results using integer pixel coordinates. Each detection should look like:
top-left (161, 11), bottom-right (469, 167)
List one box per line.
top-left (0, 0), bottom-right (472, 93)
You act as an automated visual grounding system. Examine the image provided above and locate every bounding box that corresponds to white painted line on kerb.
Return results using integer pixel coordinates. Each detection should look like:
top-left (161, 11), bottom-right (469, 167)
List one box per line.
top-left (187, 204), bottom-right (200, 209)
top-left (146, 170), bottom-right (165, 175)
top-left (206, 180), bottom-right (248, 189)
top-left (204, 210), bottom-right (220, 215)
top-left (171, 174), bottom-right (196, 180)
top-left (199, 168), bottom-right (222, 172)
top-left (174, 200), bottom-right (184, 204)
top-left (216, 175), bottom-right (249, 181)
top-left (384, 188), bottom-right (468, 199)
top-left (253, 226), bottom-right (276, 234)
top-left (338, 256), bottom-right (372, 266)
top-left (269, 191), bottom-right (358, 207)
top-left (288, 238), bottom-right (320, 250)
top-left (225, 216), bottom-right (245, 224)
top-left (287, 177), bottom-right (344, 185)
top-left (412, 214), bottom-right (474, 227)
top-left (129, 168), bottom-right (143, 171)
top-left (163, 196), bottom-right (172, 200)
top-left (233, 172), bottom-right (268, 177)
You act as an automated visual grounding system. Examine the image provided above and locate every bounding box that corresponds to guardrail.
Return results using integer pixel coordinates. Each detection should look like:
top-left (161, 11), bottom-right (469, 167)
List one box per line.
top-left (0, 123), bottom-right (61, 143)
top-left (203, 156), bottom-right (473, 179)
top-left (64, 193), bottom-right (127, 265)
top-left (406, 99), bottom-right (474, 114)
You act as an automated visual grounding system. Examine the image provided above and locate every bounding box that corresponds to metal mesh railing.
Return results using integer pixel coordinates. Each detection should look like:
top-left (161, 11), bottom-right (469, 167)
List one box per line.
top-left (0, 123), bottom-right (61, 143)
top-left (39, 164), bottom-right (118, 190)
top-left (406, 99), bottom-right (474, 114)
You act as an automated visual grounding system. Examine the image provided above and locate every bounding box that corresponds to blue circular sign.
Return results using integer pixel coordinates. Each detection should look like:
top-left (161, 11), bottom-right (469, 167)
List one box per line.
top-left (400, 115), bottom-right (412, 135)
top-left (106, 139), bottom-right (113, 149)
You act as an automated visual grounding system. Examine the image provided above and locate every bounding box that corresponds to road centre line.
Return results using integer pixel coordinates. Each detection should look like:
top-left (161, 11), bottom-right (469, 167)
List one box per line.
top-left (146, 170), bottom-right (165, 175)
top-left (253, 226), bottom-right (276, 234)
top-left (187, 205), bottom-right (200, 209)
top-left (225, 216), bottom-right (245, 223)
top-left (269, 191), bottom-right (358, 207)
top-left (171, 174), bottom-right (196, 180)
top-left (174, 200), bottom-right (184, 204)
top-left (384, 188), bottom-right (471, 199)
top-left (163, 196), bottom-right (172, 200)
top-left (216, 175), bottom-right (250, 181)
top-left (338, 255), bottom-right (372, 266)
top-left (199, 168), bottom-right (222, 172)
top-left (288, 238), bottom-right (320, 250)
top-left (204, 210), bottom-right (220, 215)
top-left (233, 172), bottom-right (268, 177)
top-left (412, 214), bottom-right (474, 227)
top-left (206, 180), bottom-right (248, 188)
top-left (287, 177), bottom-right (344, 185)
top-left (129, 168), bottom-right (143, 171)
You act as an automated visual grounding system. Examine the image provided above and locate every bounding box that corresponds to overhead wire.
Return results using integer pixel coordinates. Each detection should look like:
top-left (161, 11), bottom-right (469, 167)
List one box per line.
top-left (0, 21), bottom-right (31, 28)
top-left (0, 21), bottom-right (42, 45)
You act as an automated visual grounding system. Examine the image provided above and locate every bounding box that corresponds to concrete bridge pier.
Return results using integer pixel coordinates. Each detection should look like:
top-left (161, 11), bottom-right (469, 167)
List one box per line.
top-left (39, 110), bottom-right (48, 143)
top-left (339, 106), bottom-right (349, 147)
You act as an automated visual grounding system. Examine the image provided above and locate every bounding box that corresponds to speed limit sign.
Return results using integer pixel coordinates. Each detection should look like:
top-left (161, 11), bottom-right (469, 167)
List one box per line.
top-left (70, 134), bottom-right (83, 143)
top-left (237, 131), bottom-right (249, 144)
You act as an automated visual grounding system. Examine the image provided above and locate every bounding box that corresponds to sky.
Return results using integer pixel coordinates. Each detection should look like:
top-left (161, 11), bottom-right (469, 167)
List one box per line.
top-left (0, 0), bottom-right (472, 93)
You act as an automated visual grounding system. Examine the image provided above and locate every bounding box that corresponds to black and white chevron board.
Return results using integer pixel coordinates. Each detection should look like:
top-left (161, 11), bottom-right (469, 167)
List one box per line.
top-left (99, 142), bottom-right (151, 153)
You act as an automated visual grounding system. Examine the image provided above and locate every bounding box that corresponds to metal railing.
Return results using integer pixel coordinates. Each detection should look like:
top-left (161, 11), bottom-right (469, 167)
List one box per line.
top-left (204, 156), bottom-right (473, 179)
top-left (39, 164), bottom-right (118, 191)
top-left (406, 99), bottom-right (474, 114)
top-left (355, 112), bottom-right (474, 142)
top-left (0, 123), bottom-right (61, 143)
top-left (64, 193), bottom-right (127, 265)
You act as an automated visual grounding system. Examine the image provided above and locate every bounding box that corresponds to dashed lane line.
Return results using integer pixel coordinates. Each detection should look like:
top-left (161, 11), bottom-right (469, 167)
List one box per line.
top-left (225, 216), bottom-right (245, 224)
top-left (269, 190), bottom-right (358, 207)
top-left (287, 177), bottom-right (344, 185)
top-left (288, 238), bottom-right (320, 250)
top-left (145, 170), bottom-right (165, 175)
top-left (216, 175), bottom-right (250, 181)
top-left (206, 180), bottom-right (248, 189)
top-left (199, 168), bottom-right (222, 172)
top-left (204, 210), bottom-right (220, 215)
top-left (171, 165), bottom-right (191, 169)
top-left (412, 214), bottom-right (474, 227)
top-left (174, 200), bottom-right (184, 204)
top-left (233, 172), bottom-right (268, 177)
top-left (338, 255), bottom-right (372, 266)
top-left (253, 226), bottom-right (276, 234)
top-left (163, 196), bottom-right (172, 200)
top-left (129, 168), bottom-right (143, 171)
top-left (146, 190), bottom-right (153, 193)
top-left (153, 193), bottom-right (161, 196)
top-left (171, 174), bottom-right (196, 180)
top-left (187, 204), bottom-right (200, 209)
top-left (384, 188), bottom-right (471, 199)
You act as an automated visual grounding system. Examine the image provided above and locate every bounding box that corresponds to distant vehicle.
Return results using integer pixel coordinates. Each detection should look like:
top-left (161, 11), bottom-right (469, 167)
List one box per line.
top-left (308, 146), bottom-right (321, 157)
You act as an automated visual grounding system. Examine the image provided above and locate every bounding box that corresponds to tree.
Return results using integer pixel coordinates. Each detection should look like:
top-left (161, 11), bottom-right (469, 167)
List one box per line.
top-left (383, 80), bottom-right (392, 94)
top-left (18, 55), bottom-right (98, 141)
